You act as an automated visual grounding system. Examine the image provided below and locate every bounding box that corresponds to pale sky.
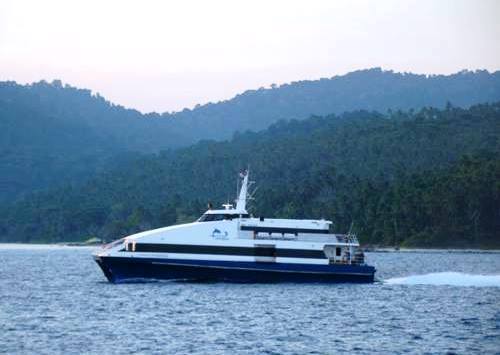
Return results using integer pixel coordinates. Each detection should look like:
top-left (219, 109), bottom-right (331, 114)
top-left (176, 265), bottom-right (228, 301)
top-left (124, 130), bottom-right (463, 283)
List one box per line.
top-left (1, 0), bottom-right (499, 113)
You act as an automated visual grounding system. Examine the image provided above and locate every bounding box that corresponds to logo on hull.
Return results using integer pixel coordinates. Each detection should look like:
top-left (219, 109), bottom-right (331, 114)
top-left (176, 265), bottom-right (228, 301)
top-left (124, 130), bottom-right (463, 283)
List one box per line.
top-left (211, 228), bottom-right (229, 240)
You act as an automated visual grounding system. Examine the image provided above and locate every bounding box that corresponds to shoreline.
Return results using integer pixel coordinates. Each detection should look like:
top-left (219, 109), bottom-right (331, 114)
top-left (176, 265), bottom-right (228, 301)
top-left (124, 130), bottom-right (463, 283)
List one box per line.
top-left (366, 247), bottom-right (500, 254)
top-left (0, 242), bottom-right (499, 253)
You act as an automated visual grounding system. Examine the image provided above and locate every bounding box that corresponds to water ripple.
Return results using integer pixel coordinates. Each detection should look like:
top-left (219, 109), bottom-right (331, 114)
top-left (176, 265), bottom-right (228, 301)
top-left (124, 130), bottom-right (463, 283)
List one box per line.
top-left (385, 272), bottom-right (500, 287)
top-left (0, 247), bottom-right (499, 354)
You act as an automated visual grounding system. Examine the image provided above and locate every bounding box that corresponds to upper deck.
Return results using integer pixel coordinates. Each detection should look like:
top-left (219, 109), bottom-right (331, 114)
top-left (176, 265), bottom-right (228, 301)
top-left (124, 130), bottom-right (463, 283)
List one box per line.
top-left (240, 217), bottom-right (331, 232)
top-left (237, 217), bottom-right (358, 245)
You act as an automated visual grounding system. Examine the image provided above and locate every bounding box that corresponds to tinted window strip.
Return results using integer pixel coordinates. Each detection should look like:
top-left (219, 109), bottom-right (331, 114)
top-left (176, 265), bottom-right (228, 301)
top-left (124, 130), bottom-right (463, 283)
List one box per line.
top-left (240, 226), bottom-right (329, 235)
top-left (131, 243), bottom-right (326, 259)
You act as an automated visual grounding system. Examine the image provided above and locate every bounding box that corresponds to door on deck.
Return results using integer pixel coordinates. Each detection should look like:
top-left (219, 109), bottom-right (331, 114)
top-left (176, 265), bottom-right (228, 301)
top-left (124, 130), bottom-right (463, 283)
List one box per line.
top-left (254, 244), bottom-right (276, 262)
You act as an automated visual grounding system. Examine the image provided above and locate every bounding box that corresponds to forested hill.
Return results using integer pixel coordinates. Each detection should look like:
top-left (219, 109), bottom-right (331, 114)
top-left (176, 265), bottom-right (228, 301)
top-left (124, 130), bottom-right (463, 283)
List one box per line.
top-left (2, 68), bottom-right (500, 201)
top-left (1, 103), bottom-right (499, 248)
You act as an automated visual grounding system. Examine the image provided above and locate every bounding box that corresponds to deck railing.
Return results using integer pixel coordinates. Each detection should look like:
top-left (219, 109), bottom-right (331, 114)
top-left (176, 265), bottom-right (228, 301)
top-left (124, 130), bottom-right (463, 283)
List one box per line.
top-left (335, 233), bottom-right (359, 244)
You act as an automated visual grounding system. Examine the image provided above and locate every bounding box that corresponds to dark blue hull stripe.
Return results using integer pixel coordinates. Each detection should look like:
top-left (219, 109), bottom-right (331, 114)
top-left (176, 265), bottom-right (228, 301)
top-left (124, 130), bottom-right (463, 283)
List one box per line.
top-left (94, 256), bottom-right (376, 283)
top-left (127, 243), bottom-right (327, 259)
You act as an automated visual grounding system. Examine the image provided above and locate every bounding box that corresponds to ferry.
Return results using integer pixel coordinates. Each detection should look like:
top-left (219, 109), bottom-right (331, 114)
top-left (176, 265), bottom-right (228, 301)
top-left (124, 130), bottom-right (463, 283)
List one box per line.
top-left (93, 171), bottom-right (375, 283)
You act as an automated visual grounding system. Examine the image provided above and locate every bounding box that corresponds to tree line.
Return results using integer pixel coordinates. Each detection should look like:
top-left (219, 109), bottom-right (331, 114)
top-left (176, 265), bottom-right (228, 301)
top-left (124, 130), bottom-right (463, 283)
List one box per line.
top-left (2, 68), bottom-right (500, 202)
top-left (0, 102), bottom-right (498, 248)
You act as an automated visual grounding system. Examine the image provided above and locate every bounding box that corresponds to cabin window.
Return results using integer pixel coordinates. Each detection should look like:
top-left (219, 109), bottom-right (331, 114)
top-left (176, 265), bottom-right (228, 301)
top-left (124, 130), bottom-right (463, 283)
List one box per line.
top-left (198, 213), bottom-right (249, 222)
top-left (336, 247), bottom-right (341, 257)
top-left (198, 214), bottom-right (225, 222)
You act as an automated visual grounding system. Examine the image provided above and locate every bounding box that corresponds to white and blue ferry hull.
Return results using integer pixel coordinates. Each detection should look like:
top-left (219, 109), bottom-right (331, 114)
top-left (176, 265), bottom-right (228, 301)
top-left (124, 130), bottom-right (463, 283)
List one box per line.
top-left (94, 255), bottom-right (376, 283)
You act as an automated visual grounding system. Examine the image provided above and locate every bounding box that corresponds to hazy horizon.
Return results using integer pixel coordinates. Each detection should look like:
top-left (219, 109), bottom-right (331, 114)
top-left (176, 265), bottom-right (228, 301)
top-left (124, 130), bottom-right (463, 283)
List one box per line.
top-left (1, 0), bottom-right (499, 113)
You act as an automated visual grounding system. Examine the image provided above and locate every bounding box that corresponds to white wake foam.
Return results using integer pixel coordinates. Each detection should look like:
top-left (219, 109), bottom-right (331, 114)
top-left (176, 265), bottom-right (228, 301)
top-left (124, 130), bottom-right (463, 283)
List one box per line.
top-left (385, 272), bottom-right (500, 287)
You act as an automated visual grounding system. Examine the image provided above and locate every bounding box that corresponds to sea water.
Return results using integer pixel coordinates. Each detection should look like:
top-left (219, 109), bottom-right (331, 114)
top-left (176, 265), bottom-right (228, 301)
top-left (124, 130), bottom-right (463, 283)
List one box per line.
top-left (0, 245), bottom-right (499, 354)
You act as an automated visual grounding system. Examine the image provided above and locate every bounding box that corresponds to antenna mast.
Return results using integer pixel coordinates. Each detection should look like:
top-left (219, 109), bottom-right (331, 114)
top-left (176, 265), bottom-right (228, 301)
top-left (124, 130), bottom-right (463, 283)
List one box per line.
top-left (235, 169), bottom-right (249, 212)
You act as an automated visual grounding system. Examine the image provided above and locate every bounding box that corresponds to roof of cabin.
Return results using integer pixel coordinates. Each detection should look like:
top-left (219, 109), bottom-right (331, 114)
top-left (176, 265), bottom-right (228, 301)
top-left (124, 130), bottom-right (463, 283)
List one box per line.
top-left (204, 209), bottom-right (248, 215)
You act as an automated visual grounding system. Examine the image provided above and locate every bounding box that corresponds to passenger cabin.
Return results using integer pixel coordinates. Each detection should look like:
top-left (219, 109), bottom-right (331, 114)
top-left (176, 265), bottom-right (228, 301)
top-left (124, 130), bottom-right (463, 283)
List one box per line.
top-left (197, 205), bottom-right (335, 240)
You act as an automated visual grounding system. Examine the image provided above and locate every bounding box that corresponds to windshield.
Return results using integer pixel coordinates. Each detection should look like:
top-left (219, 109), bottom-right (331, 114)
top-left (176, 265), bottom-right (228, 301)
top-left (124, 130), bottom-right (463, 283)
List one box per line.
top-left (198, 213), bottom-right (250, 222)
